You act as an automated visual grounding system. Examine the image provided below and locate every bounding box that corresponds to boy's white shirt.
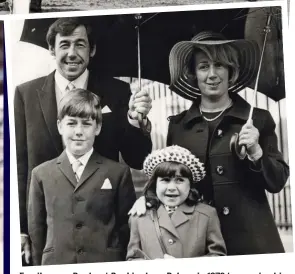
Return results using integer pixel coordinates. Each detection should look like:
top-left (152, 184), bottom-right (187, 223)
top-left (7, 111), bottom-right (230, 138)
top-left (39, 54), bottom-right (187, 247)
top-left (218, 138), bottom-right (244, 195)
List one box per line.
top-left (66, 147), bottom-right (94, 179)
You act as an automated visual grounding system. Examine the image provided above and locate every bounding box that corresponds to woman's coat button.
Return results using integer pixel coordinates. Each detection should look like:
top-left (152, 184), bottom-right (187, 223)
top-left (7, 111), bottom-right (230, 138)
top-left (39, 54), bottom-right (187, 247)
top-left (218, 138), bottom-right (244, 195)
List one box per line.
top-left (222, 207), bottom-right (230, 215)
top-left (217, 129), bottom-right (223, 137)
top-left (168, 239), bottom-right (174, 245)
top-left (216, 165), bottom-right (224, 175)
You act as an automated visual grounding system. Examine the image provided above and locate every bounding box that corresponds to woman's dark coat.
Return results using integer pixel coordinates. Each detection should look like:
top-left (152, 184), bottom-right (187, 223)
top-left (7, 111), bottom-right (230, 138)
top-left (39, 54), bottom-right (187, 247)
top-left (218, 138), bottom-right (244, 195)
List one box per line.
top-left (167, 93), bottom-right (289, 255)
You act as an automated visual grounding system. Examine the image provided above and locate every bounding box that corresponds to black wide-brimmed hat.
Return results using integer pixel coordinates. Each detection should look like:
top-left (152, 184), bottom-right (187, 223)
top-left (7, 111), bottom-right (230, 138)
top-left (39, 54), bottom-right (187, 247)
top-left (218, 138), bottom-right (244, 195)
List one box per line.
top-left (169, 31), bottom-right (260, 101)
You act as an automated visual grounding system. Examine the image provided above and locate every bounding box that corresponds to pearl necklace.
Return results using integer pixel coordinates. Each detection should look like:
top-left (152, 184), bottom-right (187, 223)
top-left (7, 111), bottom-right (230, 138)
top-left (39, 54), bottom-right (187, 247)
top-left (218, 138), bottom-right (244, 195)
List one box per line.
top-left (199, 99), bottom-right (233, 122)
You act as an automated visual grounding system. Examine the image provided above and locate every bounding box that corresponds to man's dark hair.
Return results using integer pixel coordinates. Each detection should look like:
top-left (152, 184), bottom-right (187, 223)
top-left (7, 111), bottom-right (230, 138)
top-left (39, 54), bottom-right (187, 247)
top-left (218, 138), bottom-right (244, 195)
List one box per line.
top-left (46, 17), bottom-right (96, 50)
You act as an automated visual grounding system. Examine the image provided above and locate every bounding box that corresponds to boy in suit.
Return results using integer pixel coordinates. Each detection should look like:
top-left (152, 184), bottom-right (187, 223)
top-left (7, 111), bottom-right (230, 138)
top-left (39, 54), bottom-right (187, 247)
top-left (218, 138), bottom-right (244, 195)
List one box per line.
top-left (28, 89), bottom-right (136, 265)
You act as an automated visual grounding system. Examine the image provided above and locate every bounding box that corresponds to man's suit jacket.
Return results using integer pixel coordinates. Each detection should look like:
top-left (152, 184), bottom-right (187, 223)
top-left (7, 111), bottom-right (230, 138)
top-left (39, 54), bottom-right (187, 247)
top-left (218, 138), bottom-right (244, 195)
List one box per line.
top-left (14, 70), bottom-right (152, 234)
top-left (126, 203), bottom-right (226, 260)
top-left (28, 150), bottom-right (136, 265)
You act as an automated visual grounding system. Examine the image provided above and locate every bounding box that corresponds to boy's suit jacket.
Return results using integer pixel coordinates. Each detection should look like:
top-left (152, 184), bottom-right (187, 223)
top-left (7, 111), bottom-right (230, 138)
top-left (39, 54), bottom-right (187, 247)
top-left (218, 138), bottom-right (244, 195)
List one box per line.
top-left (14, 70), bottom-right (152, 234)
top-left (28, 150), bottom-right (136, 265)
top-left (127, 203), bottom-right (226, 260)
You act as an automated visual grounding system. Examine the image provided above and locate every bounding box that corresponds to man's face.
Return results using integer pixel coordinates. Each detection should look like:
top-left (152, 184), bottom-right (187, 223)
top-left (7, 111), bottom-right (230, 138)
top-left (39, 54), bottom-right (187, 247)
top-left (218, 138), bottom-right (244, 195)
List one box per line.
top-left (50, 25), bottom-right (96, 81)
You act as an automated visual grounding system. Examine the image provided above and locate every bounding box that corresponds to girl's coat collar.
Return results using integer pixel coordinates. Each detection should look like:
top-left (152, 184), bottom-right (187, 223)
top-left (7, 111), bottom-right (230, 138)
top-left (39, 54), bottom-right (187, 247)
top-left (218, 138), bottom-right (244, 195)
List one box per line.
top-left (153, 203), bottom-right (195, 239)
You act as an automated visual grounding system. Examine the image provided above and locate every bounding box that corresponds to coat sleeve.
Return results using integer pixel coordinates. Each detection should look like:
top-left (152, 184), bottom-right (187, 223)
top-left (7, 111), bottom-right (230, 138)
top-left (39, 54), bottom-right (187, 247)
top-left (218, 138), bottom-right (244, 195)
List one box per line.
top-left (126, 215), bottom-right (146, 260)
top-left (116, 167), bottom-right (137, 255)
top-left (205, 208), bottom-right (227, 256)
top-left (14, 86), bottom-right (29, 234)
top-left (28, 168), bottom-right (47, 265)
top-left (252, 110), bottom-right (289, 193)
top-left (117, 84), bottom-right (152, 170)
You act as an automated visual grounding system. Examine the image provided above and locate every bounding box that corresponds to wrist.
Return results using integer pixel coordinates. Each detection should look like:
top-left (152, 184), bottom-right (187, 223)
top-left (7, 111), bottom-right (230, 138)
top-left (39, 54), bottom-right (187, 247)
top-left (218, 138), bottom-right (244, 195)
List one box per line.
top-left (247, 145), bottom-right (263, 162)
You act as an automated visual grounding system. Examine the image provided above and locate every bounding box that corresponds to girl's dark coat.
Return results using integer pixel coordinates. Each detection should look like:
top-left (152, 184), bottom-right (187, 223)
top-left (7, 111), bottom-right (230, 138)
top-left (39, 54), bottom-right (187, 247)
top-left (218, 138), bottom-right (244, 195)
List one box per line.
top-left (167, 93), bottom-right (289, 255)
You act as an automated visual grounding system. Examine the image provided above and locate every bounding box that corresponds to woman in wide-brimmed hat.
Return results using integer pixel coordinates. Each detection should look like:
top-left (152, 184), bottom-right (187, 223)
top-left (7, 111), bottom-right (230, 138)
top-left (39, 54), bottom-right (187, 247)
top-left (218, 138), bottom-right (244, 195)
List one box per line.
top-left (130, 31), bottom-right (289, 256)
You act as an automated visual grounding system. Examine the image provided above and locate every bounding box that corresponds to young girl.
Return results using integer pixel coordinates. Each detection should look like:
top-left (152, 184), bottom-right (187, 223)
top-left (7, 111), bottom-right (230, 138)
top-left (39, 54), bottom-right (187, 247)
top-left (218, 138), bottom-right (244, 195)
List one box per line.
top-left (126, 145), bottom-right (226, 260)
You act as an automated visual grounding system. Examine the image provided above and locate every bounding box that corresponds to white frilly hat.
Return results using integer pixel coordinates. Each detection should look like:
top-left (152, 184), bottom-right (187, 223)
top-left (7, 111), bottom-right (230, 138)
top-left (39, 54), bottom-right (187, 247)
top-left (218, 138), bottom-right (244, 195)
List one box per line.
top-left (143, 145), bottom-right (206, 182)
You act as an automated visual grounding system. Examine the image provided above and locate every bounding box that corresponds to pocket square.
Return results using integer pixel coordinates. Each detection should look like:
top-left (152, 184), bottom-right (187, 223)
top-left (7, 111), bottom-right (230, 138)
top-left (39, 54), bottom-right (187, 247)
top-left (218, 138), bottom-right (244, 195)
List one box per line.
top-left (102, 105), bottom-right (112, 114)
top-left (101, 178), bottom-right (112, 189)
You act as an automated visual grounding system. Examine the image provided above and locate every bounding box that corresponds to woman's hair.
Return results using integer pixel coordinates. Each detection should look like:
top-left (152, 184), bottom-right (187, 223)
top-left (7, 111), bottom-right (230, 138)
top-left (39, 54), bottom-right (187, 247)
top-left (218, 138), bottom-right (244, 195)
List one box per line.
top-left (143, 161), bottom-right (202, 209)
top-left (58, 88), bottom-right (102, 124)
top-left (186, 44), bottom-right (240, 87)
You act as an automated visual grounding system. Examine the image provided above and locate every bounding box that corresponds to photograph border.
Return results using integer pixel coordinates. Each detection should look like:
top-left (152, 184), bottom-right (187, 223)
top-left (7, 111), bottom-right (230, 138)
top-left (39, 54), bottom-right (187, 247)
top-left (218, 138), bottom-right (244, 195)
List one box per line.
top-left (5, 1), bottom-right (294, 273)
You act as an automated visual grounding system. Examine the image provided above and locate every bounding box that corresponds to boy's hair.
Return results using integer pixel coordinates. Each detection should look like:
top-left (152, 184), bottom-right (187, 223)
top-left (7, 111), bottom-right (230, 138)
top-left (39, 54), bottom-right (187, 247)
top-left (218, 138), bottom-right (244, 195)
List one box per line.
top-left (58, 89), bottom-right (102, 124)
top-left (186, 43), bottom-right (240, 87)
top-left (143, 161), bottom-right (202, 209)
top-left (46, 17), bottom-right (96, 51)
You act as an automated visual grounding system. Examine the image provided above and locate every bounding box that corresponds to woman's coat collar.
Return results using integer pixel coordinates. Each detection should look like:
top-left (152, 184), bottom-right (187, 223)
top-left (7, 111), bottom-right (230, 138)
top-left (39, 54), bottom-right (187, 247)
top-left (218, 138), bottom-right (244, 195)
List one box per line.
top-left (182, 93), bottom-right (251, 125)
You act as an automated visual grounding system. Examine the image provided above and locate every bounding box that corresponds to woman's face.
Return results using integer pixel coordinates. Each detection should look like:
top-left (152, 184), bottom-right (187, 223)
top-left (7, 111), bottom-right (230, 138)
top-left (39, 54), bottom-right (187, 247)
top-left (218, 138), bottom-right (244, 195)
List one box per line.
top-left (156, 171), bottom-right (190, 207)
top-left (194, 51), bottom-right (230, 100)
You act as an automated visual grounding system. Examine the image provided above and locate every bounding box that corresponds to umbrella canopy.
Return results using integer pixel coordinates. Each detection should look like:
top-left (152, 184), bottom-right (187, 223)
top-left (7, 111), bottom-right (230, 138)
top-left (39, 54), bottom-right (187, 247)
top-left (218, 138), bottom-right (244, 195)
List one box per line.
top-left (245, 7), bottom-right (285, 101)
top-left (20, 7), bottom-right (285, 101)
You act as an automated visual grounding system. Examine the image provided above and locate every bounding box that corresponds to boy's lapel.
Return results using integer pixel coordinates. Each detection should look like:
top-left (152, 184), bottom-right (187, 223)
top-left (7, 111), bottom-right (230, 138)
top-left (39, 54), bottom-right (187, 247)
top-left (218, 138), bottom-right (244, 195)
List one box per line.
top-left (57, 151), bottom-right (77, 188)
top-left (75, 151), bottom-right (103, 191)
top-left (157, 205), bottom-right (180, 239)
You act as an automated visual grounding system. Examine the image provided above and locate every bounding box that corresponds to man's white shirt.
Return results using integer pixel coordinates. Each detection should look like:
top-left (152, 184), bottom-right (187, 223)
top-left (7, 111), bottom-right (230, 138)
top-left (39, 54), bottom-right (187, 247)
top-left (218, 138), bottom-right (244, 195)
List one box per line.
top-left (54, 69), bottom-right (141, 128)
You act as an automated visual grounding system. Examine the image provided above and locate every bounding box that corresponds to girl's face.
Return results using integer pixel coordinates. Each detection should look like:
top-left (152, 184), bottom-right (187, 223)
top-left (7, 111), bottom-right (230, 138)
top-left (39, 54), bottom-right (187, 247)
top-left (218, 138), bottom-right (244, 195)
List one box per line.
top-left (156, 170), bottom-right (190, 207)
top-left (194, 51), bottom-right (229, 100)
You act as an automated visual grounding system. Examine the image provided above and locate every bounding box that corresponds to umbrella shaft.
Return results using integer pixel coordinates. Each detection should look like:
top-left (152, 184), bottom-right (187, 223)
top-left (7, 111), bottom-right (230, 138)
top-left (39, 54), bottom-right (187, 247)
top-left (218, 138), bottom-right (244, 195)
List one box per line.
top-left (137, 26), bottom-right (141, 90)
top-left (248, 13), bottom-right (272, 123)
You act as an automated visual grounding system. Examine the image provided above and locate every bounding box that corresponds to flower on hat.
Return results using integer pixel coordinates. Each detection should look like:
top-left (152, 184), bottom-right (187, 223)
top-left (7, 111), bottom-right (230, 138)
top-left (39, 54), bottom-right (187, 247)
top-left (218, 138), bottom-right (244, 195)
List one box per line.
top-left (143, 145), bottom-right (206, 182)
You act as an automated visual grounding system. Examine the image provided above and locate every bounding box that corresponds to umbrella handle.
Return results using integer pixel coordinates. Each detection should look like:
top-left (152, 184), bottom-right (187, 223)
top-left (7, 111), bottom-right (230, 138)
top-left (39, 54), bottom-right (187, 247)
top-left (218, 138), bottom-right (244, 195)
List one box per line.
top-left (138, 112), bottom-right (144, 125)
top-left (229, 133), bottom-right (247, 160)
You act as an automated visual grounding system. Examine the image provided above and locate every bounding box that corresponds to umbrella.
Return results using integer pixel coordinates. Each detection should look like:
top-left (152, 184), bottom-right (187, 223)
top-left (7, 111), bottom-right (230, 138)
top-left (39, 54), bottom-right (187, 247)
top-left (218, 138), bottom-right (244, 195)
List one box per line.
top-left (230, 11), bottom-right (275, 160)
top-left (20, 9), bottom-right (248, 81)
top-left (20, 7), bottom-right (284, 101)
top-left (245, 7), bottom-right (285, 101)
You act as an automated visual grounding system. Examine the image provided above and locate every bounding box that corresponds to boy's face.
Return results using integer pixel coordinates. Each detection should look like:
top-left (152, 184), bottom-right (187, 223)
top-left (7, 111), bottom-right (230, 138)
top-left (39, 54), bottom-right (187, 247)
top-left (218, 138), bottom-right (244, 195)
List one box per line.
top-left (57, 115), bottom-right (101, 158)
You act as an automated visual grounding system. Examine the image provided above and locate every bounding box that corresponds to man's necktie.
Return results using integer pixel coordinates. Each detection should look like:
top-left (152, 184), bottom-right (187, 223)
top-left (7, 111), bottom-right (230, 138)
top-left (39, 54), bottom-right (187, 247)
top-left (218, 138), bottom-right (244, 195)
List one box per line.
top-left (66, 82), bottom-right (76, 92)
top-left (72, 159), bottom-right (83, 183)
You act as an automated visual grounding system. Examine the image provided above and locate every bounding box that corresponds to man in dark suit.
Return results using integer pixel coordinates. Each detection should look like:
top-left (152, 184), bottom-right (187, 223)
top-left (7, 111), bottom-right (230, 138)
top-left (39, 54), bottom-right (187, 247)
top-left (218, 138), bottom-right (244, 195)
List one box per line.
top-left (14, 17), bottom-right (152, 264)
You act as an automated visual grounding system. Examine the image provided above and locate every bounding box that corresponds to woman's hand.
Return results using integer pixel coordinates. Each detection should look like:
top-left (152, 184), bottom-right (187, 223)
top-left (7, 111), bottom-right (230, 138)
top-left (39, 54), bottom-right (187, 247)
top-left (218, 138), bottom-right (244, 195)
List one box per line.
top-left (238, 120), bottom-right (263, 161)
top-left (128, 196), bottom-right (147, 216)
